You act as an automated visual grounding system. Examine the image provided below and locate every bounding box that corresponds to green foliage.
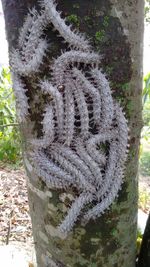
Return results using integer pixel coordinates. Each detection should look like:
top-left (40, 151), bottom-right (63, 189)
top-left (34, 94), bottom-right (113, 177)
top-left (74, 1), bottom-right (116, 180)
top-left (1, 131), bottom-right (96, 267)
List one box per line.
top-left (143, 72), bottom-right (150, 104)
top-left (136, 235), bottom-right (142, 256)
top-left (0, 67), bottom-right (21, 163)
top-left (143, 102), bottom-right (150, 128)
top-left (140, 151), bottom-right (150, 176)
top-left (137, 227), bottom-right (143, 256)
top-left (143, 73), bottom-right (150, 126)
top-left (145, 0), bottom-right (150, 23)
top-left (142, 73), bottom-right (150, 140)
top-left (139, 188), bottom-right (150, 212)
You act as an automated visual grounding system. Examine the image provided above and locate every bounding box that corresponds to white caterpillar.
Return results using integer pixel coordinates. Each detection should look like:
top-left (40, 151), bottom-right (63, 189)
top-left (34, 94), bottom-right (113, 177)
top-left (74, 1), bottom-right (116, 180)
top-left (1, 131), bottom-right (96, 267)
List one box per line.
top-left (11, 0), bottom-right (129, 235)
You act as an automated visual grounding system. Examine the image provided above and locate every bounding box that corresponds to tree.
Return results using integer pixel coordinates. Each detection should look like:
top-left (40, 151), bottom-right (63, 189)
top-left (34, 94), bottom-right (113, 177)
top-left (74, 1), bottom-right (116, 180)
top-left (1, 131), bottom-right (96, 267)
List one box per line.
top-left (138, 213), bottom-right (150, 267)
top-left (2, 0), bottom-right (144, 266)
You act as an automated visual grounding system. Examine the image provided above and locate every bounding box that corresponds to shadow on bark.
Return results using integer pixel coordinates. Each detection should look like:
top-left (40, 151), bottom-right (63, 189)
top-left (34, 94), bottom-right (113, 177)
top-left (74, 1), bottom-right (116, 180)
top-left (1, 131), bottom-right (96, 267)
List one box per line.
top-left (137, 213), bottom-right (150, 267)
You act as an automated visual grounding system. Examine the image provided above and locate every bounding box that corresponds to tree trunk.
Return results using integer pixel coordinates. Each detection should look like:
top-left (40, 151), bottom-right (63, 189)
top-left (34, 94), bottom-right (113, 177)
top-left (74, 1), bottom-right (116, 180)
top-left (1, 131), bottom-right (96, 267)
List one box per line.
top-left (138, 214), bottom-right (150, 267)
top-left (2, 0), bottom-right (144, 266)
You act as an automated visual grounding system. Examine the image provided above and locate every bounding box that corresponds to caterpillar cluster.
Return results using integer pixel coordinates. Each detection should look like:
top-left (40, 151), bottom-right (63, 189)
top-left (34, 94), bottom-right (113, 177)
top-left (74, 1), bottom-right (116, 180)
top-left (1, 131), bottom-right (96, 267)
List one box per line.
top-left (11, 0), bottom-right (129, 236)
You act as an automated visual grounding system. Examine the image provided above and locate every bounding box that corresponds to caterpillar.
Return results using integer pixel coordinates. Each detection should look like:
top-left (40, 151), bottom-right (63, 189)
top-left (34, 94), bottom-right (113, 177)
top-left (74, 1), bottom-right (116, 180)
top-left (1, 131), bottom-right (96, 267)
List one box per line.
top-left (11, 0), bottom-right (129, 236)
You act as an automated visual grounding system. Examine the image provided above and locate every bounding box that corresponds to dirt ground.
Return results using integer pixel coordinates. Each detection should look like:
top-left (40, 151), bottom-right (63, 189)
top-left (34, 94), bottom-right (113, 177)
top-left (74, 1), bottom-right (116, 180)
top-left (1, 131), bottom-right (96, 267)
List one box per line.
top-left (0, 165), bottom-right (33, 245)
top-left (0, 163), bottom-right (36, 266)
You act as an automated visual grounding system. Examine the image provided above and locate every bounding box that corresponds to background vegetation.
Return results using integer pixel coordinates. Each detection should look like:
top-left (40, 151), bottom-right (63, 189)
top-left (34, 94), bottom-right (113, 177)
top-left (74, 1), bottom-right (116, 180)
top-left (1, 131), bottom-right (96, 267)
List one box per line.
top-left (145, 0), bottom-right (150, 23)
top-left (0, 67), bottom-right (21, 164)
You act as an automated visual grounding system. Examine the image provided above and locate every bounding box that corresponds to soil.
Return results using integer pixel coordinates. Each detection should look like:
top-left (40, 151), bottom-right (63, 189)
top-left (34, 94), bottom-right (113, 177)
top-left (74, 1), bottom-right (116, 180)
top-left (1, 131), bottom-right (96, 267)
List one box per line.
top-left (0, 163), bottom-right (33, 245)
top-left (0, 163), bottom-right (36, 266)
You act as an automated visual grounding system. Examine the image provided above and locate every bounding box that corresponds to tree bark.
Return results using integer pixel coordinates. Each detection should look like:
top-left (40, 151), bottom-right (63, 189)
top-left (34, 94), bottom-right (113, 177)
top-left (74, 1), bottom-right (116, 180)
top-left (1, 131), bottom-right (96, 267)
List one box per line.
top-left (2, 0), bottom-right (144, 266)
top-left (138, 214), bottom-right (150, 267)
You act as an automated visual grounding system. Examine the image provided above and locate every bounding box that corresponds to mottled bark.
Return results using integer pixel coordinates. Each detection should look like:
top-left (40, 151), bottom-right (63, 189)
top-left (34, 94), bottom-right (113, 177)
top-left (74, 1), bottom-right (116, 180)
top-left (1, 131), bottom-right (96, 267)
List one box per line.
top-left (2, 0), bottom-right (144, 266)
